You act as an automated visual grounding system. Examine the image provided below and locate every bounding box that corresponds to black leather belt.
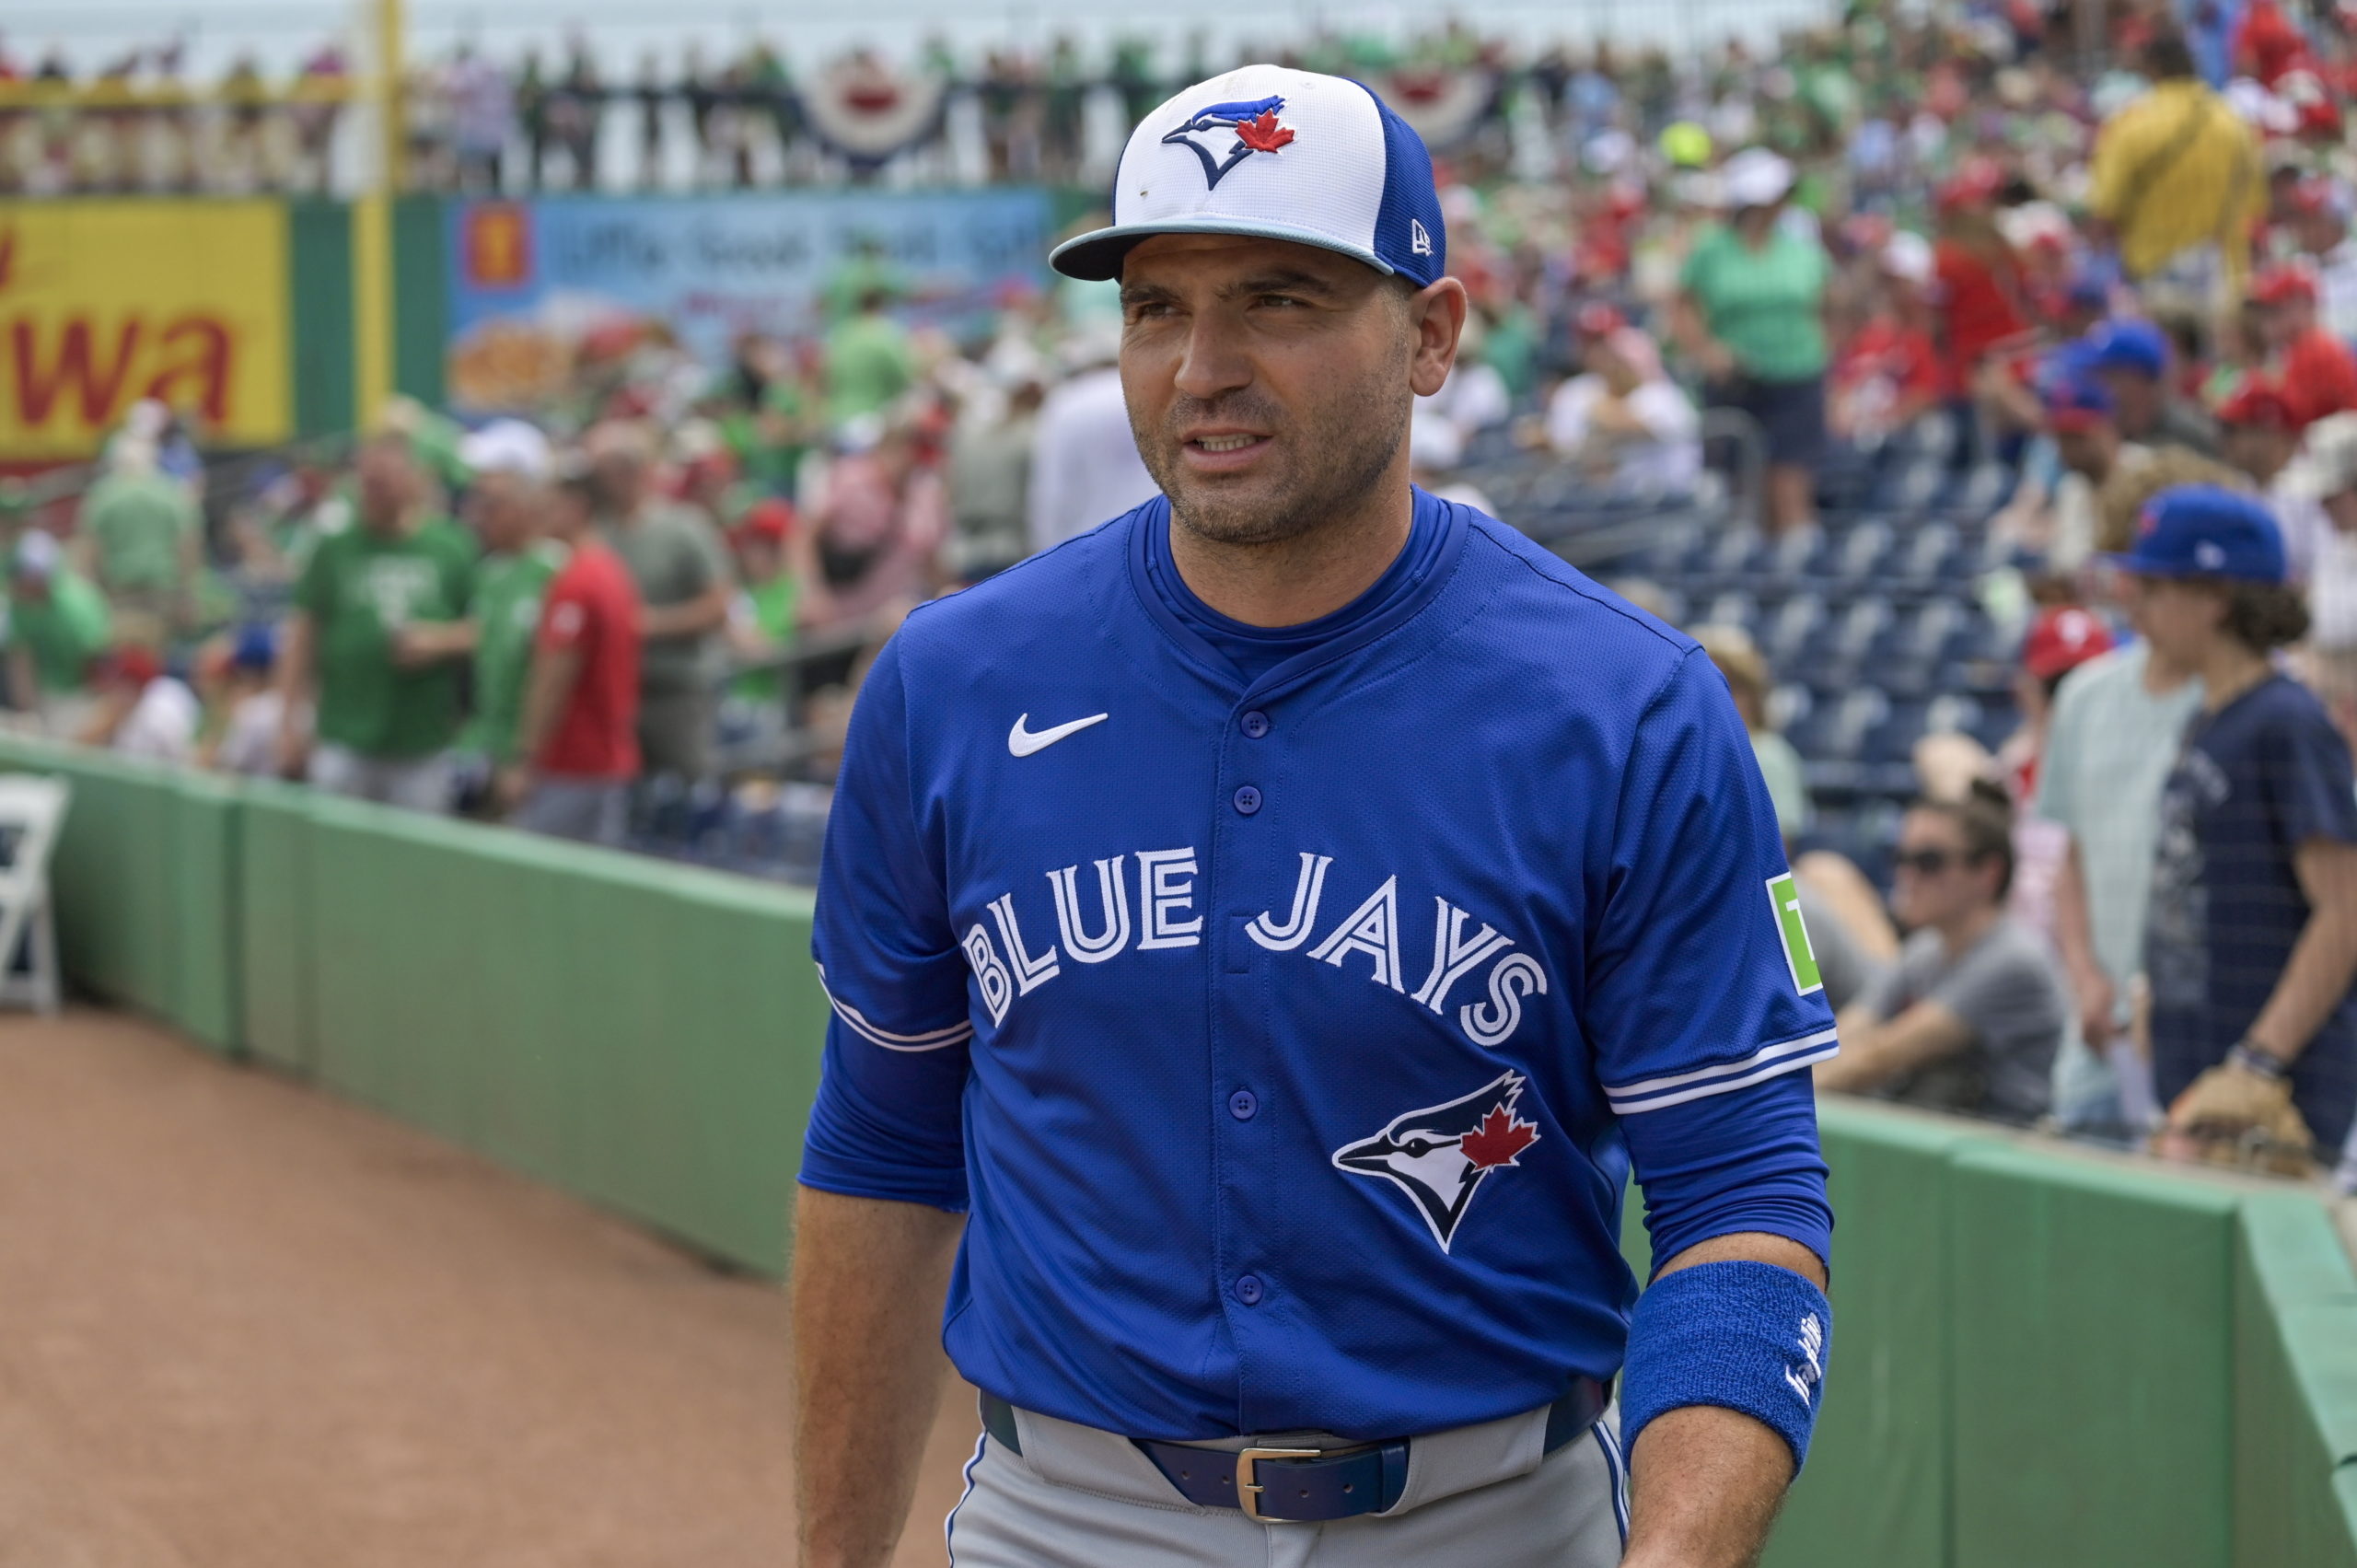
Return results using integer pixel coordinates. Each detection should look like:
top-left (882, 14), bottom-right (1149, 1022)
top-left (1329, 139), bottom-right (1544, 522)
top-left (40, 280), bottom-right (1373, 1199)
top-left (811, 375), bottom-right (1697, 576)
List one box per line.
top-left (978, 1377), bottom-right (1608, 1524)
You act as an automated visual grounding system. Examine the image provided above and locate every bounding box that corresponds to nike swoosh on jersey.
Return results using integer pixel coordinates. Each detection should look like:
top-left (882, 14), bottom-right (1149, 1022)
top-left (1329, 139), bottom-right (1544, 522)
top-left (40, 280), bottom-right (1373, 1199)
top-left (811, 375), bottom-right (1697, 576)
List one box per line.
top-left (1008, 712), bottom-right (1110, 757)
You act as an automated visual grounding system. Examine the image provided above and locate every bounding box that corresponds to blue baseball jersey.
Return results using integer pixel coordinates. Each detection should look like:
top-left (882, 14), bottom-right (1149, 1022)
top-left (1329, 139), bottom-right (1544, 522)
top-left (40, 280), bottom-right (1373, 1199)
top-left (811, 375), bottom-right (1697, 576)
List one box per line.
top-left (803, 490), bottom-right (1837, 1441)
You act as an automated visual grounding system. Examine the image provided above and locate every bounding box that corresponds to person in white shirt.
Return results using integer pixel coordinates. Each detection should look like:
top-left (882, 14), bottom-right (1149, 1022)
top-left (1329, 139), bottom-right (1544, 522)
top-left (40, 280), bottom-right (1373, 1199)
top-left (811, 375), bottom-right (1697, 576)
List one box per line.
top-left (2277, 413), bottom-right (2357, 741)
top-left (1545, 308), bottom-right (1701, 500)
top-left (1026, 330), bottom-right (1159, 553)
top-left (85, 644), bottom-right (199, 763)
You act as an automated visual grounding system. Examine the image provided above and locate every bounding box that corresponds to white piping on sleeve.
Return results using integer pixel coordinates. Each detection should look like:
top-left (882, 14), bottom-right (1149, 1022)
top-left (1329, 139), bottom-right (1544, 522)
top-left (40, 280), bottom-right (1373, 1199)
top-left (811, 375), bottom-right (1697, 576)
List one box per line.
top-left (817, 967), bottom-right (975, 1052)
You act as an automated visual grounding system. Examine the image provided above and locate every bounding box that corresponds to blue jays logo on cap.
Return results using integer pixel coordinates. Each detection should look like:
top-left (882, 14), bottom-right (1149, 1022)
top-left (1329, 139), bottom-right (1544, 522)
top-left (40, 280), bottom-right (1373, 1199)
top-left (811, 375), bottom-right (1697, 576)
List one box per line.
top-left (1333, 1072), bottom-right (1540, 1251)
top-left (1049, 64), bottom-right (1448, 289)
top-left (2110, 482), bottom-right (2286, 584)
top-left (1163, 94), bottom-right (1298, 189)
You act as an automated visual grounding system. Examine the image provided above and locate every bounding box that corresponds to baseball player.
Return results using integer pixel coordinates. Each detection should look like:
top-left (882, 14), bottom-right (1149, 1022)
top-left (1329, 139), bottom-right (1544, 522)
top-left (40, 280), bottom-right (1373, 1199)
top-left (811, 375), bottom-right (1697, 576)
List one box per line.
top-left (793, 65), bottom-right (1837, 1568)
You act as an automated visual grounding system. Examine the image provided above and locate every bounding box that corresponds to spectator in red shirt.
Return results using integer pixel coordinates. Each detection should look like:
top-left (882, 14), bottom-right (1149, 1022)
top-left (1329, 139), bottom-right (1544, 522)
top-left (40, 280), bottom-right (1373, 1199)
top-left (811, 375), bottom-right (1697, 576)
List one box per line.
top-left (1933, 161), bottom-right (2037, 453)
top-left (503, 466), bottom-right (644, 848)
top-left (1831, 232), bottom-right (1944, 445)
top-left (2254, 263), bottom-right (2357, 429)
top-left (2233, 0), bottom-right (2311, 87)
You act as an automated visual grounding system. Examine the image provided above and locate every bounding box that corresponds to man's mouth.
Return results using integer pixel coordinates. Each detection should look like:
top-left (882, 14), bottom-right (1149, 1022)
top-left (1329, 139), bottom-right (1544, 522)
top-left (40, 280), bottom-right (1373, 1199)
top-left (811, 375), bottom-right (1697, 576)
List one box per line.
top-left (1191, 434), bottom-right (1261, 452)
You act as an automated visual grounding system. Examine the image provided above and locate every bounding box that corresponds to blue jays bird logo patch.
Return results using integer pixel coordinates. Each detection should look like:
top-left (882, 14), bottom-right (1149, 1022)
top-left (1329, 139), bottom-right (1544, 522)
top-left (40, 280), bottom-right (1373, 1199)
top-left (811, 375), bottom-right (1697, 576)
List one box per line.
top-left (1162, 95), bottom-right (1298, 189)
top-left (1333, 1072), bottom-right (1539, 1252)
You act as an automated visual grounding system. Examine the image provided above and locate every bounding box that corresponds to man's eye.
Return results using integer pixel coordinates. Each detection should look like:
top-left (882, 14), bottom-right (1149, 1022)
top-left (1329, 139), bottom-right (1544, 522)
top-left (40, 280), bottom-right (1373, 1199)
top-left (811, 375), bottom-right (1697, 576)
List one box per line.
top-left (1258, 295), bottom-right (1306, 309)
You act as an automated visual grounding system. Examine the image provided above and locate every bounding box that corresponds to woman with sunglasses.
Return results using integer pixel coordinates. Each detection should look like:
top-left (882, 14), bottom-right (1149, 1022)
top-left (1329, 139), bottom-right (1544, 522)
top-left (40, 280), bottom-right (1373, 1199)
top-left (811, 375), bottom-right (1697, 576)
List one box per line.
top-left (1814, 783), bottom-right (2069, 1124)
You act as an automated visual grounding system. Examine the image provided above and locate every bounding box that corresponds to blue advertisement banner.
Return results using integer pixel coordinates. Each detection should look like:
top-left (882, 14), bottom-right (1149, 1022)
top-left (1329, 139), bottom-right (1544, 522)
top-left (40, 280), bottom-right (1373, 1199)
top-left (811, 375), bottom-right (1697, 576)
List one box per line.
top-left (443, 189), bottom-right (1054, 412)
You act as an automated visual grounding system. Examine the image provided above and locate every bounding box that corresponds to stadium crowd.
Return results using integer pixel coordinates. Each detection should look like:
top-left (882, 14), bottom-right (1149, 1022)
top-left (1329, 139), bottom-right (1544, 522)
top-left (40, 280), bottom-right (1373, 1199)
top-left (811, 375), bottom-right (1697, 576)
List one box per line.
top-left (8, 0), bottom-right (2357, 1191)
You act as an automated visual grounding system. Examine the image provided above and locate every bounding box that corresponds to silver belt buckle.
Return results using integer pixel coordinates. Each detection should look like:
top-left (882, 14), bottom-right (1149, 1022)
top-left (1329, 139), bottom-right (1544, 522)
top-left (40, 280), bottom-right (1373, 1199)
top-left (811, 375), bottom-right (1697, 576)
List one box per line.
top-left (1236, 1446), bottom-right (1322, 1523)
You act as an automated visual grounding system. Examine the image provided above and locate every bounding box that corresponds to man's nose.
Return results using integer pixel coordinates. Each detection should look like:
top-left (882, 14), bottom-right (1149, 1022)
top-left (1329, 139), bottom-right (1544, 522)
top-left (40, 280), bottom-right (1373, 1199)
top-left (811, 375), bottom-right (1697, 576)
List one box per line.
top-left (1171, 313), bottom-right (1256, 403)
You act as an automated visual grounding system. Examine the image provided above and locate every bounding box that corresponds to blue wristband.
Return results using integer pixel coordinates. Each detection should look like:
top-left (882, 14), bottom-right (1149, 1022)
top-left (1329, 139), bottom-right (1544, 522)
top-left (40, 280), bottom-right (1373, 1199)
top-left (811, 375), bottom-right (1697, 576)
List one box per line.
top-left (1619, 1260), bottom-right (1831, 1475)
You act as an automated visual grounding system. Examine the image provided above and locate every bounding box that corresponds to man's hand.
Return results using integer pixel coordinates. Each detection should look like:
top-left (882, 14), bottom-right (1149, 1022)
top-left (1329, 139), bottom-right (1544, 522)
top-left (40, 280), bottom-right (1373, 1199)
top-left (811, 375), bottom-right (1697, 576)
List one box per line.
top-left (493, 764), bottom-right (534, 815)
top-left (273, 725), bottom-right (310, 783)
top-left (2068, 963), bottom-right (2117, 1049)
top-left (793, 1188), bottom-right (963, 1568)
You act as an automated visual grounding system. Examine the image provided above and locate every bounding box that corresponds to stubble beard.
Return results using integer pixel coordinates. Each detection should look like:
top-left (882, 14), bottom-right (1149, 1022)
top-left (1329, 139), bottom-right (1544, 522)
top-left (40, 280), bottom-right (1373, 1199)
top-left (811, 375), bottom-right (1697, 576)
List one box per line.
top-left (1135, 364), bottom-right (1412, 553)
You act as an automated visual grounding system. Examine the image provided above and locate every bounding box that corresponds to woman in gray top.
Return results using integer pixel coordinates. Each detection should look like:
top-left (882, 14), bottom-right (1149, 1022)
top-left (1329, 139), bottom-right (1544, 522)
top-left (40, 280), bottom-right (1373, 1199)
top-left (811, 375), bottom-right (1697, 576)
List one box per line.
top-left (1816, 784), bottom-right (2070, 1124)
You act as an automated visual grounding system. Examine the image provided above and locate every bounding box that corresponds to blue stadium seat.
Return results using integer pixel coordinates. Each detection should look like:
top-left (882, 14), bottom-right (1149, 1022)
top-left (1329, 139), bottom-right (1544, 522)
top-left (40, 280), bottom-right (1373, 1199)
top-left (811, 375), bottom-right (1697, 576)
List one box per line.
top-left (1761, 593), bottom-right (1827, 666)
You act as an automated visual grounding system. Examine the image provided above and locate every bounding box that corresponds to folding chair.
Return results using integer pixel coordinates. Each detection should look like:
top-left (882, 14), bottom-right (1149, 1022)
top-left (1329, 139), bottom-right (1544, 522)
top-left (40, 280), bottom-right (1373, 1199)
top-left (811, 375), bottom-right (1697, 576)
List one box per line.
top-left (0, 774), bottom-right (70, 1015)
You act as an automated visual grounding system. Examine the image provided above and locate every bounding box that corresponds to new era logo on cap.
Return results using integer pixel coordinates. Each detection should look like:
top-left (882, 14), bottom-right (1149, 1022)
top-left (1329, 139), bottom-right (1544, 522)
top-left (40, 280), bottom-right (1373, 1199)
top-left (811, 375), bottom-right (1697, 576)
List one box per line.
top-left (1051, 64), bottom-right (1448, 289)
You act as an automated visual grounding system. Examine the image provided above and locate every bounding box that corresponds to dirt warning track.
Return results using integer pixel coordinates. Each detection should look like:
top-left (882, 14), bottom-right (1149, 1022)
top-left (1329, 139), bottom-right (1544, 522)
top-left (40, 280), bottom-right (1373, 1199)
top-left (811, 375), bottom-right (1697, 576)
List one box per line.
top-left (0, 1010), bottom-right (978, 1568)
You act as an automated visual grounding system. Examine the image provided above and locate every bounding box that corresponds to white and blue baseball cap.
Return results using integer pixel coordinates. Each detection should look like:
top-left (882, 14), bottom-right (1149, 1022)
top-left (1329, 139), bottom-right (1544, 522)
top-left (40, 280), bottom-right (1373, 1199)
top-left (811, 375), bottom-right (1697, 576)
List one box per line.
top-left (1051, 64), bottom-right (1447, 288)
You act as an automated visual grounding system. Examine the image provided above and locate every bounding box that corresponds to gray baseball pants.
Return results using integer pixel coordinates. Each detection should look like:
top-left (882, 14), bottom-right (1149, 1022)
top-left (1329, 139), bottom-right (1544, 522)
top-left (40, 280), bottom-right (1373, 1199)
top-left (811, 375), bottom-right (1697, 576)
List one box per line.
top-left (943, 1400), bottom-right (1630, 1567)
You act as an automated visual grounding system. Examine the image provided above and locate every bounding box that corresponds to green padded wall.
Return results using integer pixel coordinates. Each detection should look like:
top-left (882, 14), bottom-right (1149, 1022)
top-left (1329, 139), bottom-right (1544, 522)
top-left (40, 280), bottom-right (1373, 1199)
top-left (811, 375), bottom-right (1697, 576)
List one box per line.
top-left (2234, 1195), bottom-right (2357, 1568)
top-left (297, 798), bottom-right (820, 1273)
top-left (168, 772), bottom-right (242, 1052)
top-left (237, 780), bottom-right (317, 1074)
top-left (0, 738), bottom-right (240, 1052)
top-left (1951, 1147), bottom-right (2239, 1568)
top-left (1765, 1105), bottom-right (1995, 1568)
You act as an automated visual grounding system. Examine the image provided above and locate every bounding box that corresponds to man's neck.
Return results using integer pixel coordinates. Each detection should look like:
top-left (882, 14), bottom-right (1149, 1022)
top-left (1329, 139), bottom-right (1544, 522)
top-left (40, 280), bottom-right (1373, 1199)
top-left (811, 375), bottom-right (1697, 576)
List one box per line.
top-left (360, 505), bottom-right (417, 540)
top-left (2141, 643), bottom-right (2198, 692)
top-left (1166, 476), bottom-right (1416, 629)
top-left (2197, 643), bottom-right (2272, 713)
top-left (1936, 903), bottom-right (2002, 960)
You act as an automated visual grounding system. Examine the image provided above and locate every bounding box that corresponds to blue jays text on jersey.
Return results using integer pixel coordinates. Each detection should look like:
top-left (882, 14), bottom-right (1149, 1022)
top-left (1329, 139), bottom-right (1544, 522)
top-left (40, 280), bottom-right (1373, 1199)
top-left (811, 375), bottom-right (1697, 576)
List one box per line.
top-left (802, 490), bottom-right (1837, 1442)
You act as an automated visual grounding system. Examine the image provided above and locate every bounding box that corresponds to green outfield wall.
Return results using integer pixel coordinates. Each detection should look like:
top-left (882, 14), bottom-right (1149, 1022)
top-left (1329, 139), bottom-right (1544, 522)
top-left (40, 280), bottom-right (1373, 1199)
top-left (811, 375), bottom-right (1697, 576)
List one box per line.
top-left (3, 735), bottom-right (2351, 1567)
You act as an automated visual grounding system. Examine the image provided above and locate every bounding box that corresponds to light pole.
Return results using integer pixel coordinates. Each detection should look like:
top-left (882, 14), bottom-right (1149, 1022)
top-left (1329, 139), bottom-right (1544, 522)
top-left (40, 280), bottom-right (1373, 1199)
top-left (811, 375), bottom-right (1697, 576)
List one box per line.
top-left (354, 0), bottom-right (406, 430)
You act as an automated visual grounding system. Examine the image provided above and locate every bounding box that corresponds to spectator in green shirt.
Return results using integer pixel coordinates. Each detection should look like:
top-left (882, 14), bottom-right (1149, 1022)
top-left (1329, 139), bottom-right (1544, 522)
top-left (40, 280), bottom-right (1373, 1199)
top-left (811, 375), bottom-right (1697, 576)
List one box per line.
top-left (823, 287), bottom-right (916, 427)
top-left (399, 420), bottom-right (566, 770)
top-left (5, 529), bottom-right (112, 739)
top-left (75, 439), bottom-right (201, 631)
top-left (276, 431), bottom-right (478, 812)
top-left (1672, 147), bottom-right (1833, 535)
top-left (726, 498), bottom-right (800, 709)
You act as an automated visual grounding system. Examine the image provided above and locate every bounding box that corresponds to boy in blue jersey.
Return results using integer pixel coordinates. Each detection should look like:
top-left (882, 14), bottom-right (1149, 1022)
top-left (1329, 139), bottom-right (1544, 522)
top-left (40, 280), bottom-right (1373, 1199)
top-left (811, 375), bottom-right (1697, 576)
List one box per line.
top-left (792, 66), bottom-right (1839, 1568)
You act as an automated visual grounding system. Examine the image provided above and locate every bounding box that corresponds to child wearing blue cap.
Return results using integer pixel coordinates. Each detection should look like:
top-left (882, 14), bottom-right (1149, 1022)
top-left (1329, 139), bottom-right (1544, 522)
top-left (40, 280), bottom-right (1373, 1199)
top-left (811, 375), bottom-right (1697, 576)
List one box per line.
top-left (2117, 485), bottom-right (2357, 1173)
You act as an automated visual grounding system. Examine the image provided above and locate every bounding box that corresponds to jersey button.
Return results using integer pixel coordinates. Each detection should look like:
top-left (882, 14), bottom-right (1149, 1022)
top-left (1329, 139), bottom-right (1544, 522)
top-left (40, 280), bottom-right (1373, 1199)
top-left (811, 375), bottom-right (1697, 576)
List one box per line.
top-left (1228, 1088), bottom-right (1258, 1121)
top-left (1233, 785), bottom-right (1262, 816)
top-left (1234, 1273), bottom-right (1265, 1307)
top-left (1240, 710), bottom-right (1271, 739)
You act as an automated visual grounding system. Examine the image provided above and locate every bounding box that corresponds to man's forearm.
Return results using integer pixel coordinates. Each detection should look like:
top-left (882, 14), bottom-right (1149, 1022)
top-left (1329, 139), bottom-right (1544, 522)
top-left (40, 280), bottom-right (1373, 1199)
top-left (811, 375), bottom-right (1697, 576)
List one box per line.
top-left (643, 590), bottom-right (731, 639)
top-left (2248, 905), bottom-right (2357, 1063)
top-left (1623, 1231), bottom-right (1823, 1568)
top-left (510, 647), bottom-right (578, 769)
top-left (1624, 1404), bottom-right (1792, 1568)
top-left (791, 1186), bottom-right (964, 1568)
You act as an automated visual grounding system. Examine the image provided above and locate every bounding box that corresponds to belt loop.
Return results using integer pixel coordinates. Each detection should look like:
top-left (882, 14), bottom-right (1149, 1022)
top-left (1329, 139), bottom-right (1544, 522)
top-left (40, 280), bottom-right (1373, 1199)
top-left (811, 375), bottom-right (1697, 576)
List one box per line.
top-left (1377, 1440), bottom-right (1410, 1512)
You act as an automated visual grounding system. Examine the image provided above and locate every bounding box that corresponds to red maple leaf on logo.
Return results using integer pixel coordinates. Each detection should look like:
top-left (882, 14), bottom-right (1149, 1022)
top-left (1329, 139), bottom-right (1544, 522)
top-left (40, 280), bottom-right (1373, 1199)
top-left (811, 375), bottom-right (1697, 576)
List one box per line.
top-left (1459, 1107), bottom-right (1538, 1170)
top-left (1234, 110), bottom-right (1295, 154)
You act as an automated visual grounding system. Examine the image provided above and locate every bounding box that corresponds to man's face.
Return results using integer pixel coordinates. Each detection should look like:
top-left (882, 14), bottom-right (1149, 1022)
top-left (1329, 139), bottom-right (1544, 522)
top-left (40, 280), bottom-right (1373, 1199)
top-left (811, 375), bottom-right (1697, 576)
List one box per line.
top-left (1117, 234), bottom-right (1458, 547)
top-left (2258, 300), bottom-right (2305, 352)
top-left (2223, 424), bottom-right (2293, 482)
top-left (2095, 366), bottom-right (2157, 435)
top-left (1890, 810), bottom-right (1987, 930)
top-left (467, 471), bottom-right (539, 553)
top-left (2129, 575), bottom-right (2223, 665)
top-left (355, 438), bottom-right (418, 528)
top-left (2055, 424), bottom-right (2115, 479)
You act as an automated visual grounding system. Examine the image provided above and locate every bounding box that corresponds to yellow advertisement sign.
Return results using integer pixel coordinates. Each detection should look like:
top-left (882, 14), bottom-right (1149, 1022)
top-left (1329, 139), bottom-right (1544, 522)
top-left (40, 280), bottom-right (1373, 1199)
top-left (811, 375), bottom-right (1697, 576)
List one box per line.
top-left (0, 201), bottom-right (289, 459)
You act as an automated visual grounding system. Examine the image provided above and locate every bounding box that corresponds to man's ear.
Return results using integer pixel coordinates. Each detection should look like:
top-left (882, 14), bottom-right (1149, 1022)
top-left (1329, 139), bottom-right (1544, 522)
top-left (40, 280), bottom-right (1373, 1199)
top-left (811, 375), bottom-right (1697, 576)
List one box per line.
top-left (1407, 278), bottom-right (1470, 400)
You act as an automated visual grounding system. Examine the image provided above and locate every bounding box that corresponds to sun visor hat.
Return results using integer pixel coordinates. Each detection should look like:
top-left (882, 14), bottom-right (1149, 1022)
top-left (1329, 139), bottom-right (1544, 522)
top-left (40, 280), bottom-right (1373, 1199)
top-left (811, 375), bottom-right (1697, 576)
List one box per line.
top-left (1051, 64), bottom-right (1446, 288)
